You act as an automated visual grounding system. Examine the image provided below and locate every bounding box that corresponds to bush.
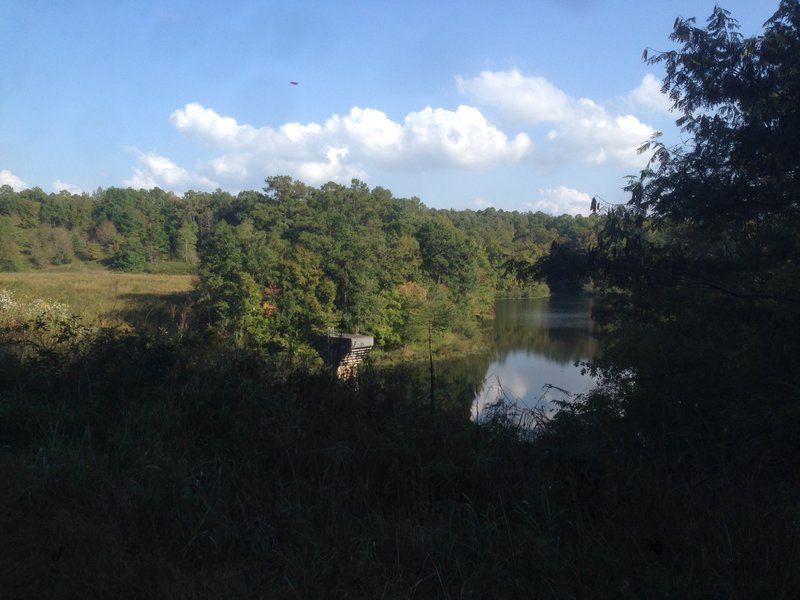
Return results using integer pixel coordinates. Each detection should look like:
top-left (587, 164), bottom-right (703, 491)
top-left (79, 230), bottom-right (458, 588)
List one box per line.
top-left (110, 237), bottom-right (146, 272)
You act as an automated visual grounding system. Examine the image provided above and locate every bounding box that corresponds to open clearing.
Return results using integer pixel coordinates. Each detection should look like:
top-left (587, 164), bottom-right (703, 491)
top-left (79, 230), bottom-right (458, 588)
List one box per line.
top-left (0, 270), bottom-right (196, 327)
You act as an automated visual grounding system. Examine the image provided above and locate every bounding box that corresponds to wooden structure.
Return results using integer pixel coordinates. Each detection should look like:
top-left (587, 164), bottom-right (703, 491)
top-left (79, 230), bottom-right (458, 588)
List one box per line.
top-left (326, 332), bottom-right (374, 379)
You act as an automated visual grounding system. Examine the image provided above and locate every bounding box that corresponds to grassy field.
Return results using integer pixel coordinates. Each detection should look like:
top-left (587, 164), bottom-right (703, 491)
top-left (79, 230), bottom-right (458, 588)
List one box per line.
top-left (0, 269), bottom-right (196, 329)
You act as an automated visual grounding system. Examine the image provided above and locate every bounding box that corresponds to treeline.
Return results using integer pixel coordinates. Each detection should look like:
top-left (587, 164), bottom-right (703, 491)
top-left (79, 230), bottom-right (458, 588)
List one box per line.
top-left (0, 185), bottom-right (203, 272)
top-left (0, 177), bottom-right (599, 350)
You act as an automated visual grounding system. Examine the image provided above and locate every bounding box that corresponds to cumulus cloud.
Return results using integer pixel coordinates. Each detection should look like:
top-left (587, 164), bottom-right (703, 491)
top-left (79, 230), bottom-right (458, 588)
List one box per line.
top-left (124, 149), bottom-right (217, 191)
top-left (129, 70), bottom-right (660, 196)
top-left (403, 105), bottom-right (530, 168)
top-left (52, 180), bottom-right (82, 194)
top-left (457, 70), bottom-right (572, 124)
top-left (0, 169), bottom-right (27, 191)
top-left (296, 146), bottom-right (367, 184)
top-left (524, 186), bottom-right (592, 216)
top-left (627, 73), bottom-right (673, 114)
top-left (168, 101), bottom-right (531, 186)
top-left (457, 69), bottom-right (658, 168)
top-left (171, 103), bottom-right (259, 150)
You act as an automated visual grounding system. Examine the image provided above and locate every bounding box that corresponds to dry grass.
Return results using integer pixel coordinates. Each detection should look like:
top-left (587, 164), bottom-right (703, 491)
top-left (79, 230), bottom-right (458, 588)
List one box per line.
top-left (0, 270), bottom-right (196, 328)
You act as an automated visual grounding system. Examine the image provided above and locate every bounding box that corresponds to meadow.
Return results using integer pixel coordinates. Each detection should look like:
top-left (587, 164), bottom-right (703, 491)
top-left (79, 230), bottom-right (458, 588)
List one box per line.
top-left (0, 268), bottom-right (196, 330)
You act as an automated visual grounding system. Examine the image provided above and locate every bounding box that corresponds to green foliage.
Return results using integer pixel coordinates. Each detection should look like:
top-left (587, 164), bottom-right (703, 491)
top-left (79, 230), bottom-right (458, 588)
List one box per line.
top-left (0, 216), bottom-right (24, 271)
top-left (416, 216), bottom-right (481, 305)
top-left (190, 178), bottom-right (534, 352)
top-left (79, 239), bottom-right (104, 261)
top-left (0, 175), bottom-right (603, 353)
top-left (510, 217), bottom-right (601, 294)
top-left (92, 187), bottom-right (146, 236)
top-left (27, 225), bottom-right (75, 267)
top-left (143, 222), bottom-right (170, 264)
top-left (110, 237), bottom-right (146, 272)
top-left (40, 190), bottom-right (92, 229)
top-left (0, 180), bottom-right (596, 287)
top-left (546, 2), bottom-right (800, 472)
top-left (393, 281), bottom-right (431, 345)
top-left (484, 13), bottom-right (800, 598)
top-left (196, 221), bottom-right (276, 347)
top-left (619, 4), bottom-right (800, 295)
top-left (93, 219), bottom-right (119, 253)
top-left (174, 222), bottom-right (198, 263)
top-left (6, 9), bottom-right (800, 589)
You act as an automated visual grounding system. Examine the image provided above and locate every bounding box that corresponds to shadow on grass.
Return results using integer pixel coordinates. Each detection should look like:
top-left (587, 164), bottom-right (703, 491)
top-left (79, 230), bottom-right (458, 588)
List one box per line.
top-left (111, 291), bottom-right (193, 331)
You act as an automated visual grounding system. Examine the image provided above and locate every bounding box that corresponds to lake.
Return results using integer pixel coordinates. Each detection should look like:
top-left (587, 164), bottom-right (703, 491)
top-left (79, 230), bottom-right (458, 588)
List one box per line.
top-left (368, 295), bottom-right (598, 423)
top-left (472, 295), bottom-right (598, 421)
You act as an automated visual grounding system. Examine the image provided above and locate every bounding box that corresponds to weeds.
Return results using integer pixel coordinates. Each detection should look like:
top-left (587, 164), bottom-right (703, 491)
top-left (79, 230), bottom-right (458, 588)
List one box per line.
top-left (0, 272), bottom-right (195, 331)
top-left (1, 319), bottom-right (798, 598)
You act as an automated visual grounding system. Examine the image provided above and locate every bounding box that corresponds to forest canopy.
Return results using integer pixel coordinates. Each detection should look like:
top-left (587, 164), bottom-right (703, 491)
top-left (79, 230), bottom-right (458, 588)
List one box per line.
top-left (0, 178), bottom-right (600, 351)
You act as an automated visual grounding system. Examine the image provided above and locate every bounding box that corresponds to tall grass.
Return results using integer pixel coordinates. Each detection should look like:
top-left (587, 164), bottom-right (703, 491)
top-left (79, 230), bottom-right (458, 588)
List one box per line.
top-left (1, 308), bottom-right (798, 597)
top-left (0, 271), bottom-right (195, 330)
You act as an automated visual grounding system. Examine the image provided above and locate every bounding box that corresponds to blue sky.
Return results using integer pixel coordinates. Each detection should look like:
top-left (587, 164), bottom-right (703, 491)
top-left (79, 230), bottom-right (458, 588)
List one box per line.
top-left (0, 0), bottom-right (776, 214)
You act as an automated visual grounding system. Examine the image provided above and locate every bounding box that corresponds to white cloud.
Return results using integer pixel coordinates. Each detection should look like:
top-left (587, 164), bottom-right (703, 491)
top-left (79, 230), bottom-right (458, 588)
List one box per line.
top-left (524, 186), bottom-right (592, 216)
top-left (627, 73), bottom-right (673, 114)
top-left (337, 107), bottom-right (405, 156)
top-left (472, 197), bottom-right (493, 209)
top-left (0, 169), bottom-right (27, 191)
top-left (124, 149), bottom-right (217, 191)
top-left (138, 71), bottom-right (660, 194)
top-left (52, 180), bottom-right (82, 194)
top-left (296, 146), bottom-right (367, 184)
top-left (170, 103), bottom-right (257, 149)
top-left (403, 105), bottom-right (530, 168)
top-left (457, 70), bottom-right (572, 124)
top-left (457, 69), bottom-right (658, 168)
top-left (168, 101), bottom-right (531, 186)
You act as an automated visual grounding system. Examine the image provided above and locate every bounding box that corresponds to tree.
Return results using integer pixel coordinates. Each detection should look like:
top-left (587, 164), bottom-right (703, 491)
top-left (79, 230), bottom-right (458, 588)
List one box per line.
top-left (3, 188), bottom-right (41, 228)
top-left (92, 187), bottom-right (146, 237)
top-left (174, 223), bottom-right (198, 263)
top-left (196, 221), bottom-right (272, 346)
top-left (110, 237), bottom-right (146, 272)
top-left (599, 1), bottom-right (800, 302)
top-left (143, 223), bottom-right (169, 264)
top-left (93, 220), bottom-right (120, 254)
top-left (0, 216), bottom-right (23, 271)
top-left (579, 1), bottom-right (800, 457)
top-left (416, 216), bottom-right (483, 308)
top-left (27, 225), bottom-right (74, 267)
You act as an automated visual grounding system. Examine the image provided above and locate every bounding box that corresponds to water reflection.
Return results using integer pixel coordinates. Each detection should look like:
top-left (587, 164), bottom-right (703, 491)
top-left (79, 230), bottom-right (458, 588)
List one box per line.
top-left (368, 348), bottom-right (495, 422)
top-left (473, 296), bottom-right (597, 421)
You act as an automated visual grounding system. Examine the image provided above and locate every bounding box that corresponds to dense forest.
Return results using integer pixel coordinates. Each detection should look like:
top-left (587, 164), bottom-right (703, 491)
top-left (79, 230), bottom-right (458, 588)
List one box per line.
top-left (0, 177), bottom-right (598, 351)
top-left (2, 2), bottom-right (800, 597)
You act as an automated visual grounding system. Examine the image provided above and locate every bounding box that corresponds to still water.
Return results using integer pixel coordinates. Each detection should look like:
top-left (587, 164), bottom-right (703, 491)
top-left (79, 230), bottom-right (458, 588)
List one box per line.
top-left (369, 296), bottom-right (598, 422)
top-left (472, 296), bottom-right (598, 421)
